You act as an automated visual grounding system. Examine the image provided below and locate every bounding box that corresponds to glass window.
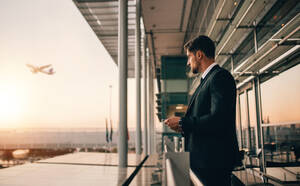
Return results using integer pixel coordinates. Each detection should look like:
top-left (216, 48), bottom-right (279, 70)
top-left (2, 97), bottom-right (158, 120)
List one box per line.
top-left (262, 123), bottom-right (300, 165)
top-left (248, 89), bottom-right (257, 127)
top-left (248, 89), bottom-right (257, 151)
top-left (260, 64), bottom-right (300, 124)
top-left (240, 93), bottom-right (248, 149)
top-left (236, 96), bottom-right (242, 148)
top-left (260, 64), bottom-right (300, 168)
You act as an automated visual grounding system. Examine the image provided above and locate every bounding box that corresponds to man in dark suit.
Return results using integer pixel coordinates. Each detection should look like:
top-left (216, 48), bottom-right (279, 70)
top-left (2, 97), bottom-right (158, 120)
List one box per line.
top-left (164, 35), bottom-right (239, 186)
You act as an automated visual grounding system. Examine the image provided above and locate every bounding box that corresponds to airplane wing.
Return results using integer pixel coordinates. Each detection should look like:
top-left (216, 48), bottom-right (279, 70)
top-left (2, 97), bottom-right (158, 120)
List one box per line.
top-left (39, 64), bottom-right (52, 70)
top-left (26, 64), bottom-right (35, 69)
top-left (26, 64), bottom-right (38, 73)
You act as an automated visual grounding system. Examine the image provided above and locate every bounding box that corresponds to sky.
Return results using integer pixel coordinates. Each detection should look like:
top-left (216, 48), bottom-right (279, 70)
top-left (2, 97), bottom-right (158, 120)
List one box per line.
top-left (0, 0), bottom-right (140, 129)
top-left (0, 0), bottom-right (299, 130)
top-left (239, 63), bottom-right (300, 125)
top-left (260, 64), bottom-right (300, 124)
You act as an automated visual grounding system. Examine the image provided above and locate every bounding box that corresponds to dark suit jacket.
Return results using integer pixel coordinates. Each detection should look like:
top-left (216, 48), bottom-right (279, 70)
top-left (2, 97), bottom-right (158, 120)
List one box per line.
top-left (181, 65), bottom-right (239, 171)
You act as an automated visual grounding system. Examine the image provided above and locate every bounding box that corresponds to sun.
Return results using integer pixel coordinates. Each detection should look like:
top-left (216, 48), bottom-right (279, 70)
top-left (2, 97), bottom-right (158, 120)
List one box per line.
top-left (0, 85), bottom-right (22, 126)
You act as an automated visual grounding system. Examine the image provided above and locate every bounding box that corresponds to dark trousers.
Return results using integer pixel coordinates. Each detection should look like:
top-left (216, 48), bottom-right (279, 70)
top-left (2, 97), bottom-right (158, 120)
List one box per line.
top-left (192, 168), bottom-right (232, 186)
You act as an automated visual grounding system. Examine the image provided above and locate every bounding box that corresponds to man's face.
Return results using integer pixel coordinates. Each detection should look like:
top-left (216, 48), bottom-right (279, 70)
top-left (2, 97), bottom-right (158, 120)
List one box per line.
top-left (187, 50), bottom-right (200, 74)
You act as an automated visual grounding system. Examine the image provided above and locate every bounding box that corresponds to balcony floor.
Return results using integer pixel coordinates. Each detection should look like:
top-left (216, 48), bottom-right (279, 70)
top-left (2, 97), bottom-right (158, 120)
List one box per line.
top-left (0, 152), bottom-right (158, 186)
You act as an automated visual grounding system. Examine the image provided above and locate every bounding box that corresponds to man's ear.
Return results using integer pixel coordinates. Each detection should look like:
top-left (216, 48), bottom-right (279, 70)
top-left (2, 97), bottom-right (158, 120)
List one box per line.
top-left (196, 51), bottom-right (202, 60)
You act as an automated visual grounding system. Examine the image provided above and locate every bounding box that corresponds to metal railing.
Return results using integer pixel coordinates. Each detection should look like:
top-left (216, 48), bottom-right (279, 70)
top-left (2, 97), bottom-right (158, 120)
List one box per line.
top-left (165, 159), bottom-right (176, 186)
top-left (163, 135), bottom-right (196, 186)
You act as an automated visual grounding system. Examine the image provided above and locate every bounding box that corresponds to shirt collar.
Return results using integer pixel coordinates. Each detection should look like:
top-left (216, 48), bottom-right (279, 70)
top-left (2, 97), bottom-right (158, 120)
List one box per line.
top-left (201, 62), bottom-right (218, 79)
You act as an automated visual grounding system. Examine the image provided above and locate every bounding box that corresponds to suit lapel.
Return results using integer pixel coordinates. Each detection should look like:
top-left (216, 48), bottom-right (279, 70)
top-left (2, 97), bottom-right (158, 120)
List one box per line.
top-left (185, 65), bottom-right (219, 115)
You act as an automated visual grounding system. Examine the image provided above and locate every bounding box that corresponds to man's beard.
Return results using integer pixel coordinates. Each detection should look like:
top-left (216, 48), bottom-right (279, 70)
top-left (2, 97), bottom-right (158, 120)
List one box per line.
top-left (192, 67), bottom-right (198, 74)
top-left (192, 59), bottom-right (201, 74)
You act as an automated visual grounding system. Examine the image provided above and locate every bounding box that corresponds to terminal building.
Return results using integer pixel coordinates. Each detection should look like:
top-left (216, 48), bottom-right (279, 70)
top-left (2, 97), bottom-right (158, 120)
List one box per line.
top-left (0, 0), bottom-right (299, 185)
top-left (73, 0), bottom-right (300, 185)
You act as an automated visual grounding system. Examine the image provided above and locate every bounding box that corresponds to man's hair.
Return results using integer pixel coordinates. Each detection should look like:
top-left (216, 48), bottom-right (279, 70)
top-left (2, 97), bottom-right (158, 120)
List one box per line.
top-left (184, 35), bottom-right (215, 59)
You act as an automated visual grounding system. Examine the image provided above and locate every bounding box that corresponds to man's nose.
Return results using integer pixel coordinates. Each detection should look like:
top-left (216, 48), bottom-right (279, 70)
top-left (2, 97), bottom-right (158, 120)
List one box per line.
top-left (187, 60), bottom-right (190, 67)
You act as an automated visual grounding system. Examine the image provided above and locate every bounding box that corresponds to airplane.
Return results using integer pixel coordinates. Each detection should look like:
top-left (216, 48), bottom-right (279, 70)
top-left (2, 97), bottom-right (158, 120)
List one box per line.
top-left (26, 64), bottom-right (55, 75)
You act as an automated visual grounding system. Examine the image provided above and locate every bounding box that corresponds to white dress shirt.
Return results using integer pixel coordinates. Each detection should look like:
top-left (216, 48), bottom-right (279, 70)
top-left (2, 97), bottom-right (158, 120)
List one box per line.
top-left (201, 62), bottom-right (218, 79)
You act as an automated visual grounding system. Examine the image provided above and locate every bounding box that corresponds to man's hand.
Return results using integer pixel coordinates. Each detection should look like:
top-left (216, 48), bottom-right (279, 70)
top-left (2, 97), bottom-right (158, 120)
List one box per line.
top-left (164, 116), bottom-right (182, 132)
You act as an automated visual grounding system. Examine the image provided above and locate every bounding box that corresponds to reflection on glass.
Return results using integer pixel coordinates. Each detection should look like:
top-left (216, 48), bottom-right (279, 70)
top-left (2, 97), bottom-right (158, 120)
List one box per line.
top-left (248, 89), bottom-right (257, 127)
top-left (240, 93), bottom-right (248, 149)
top-left (248, 89), bottom-right (257, 151)
top-left (236, 96), bottom-right (242, 148)
top-left (260, 64), bottom-right (300, 124)
top-left (263, 123), bottom-right (300, 165)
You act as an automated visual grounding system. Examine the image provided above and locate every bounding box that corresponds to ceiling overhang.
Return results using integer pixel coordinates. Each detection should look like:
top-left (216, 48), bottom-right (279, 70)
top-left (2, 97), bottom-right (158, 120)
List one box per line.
top-left (74, 0), bottom-right (193, 78)
top-left (142, 0), bottom-right (193, 69)
top-left (74, 0), bottom-right (139, 78)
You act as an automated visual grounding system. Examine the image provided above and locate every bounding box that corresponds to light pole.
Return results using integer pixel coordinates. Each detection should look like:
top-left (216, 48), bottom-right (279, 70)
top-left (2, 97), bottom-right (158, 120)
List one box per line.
top-left (109, 85), bottom-right (112, 122)
top-left (109, 85), bottom-right (112, 151)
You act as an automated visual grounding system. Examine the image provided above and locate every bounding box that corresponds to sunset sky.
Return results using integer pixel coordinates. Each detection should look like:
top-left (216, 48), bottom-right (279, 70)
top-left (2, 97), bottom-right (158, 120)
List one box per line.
top-left (0, 0), bottom-right (141, 129)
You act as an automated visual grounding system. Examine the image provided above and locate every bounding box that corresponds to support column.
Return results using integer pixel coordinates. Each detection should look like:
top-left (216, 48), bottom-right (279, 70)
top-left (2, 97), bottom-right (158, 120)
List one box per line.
top-left (118, 0), bottom-right (128, 168)
top-left (255, 76), bottom-right (266, 176)
top-left (143, 39), bottom-right (148, 155)
top-left (245, 90), bottom-right (252, 150)
top-left (135, 0), bottom-right (142, 155)
top-left (252, 80), bottom-right (260, 154)
top-left (236, 93), bottom-right (243, 148)
top-left (148, 53), bottom-right (154, 154)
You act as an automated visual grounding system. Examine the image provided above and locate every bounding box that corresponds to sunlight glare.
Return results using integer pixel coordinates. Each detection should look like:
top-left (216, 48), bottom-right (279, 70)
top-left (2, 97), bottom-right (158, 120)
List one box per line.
top-left (0, 85), bottom-right (22, 125)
